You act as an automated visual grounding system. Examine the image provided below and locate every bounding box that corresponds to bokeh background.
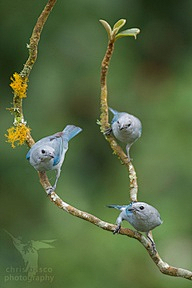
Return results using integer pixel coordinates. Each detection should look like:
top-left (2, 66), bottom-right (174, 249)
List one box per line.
top-left (0, 0), bottom-right (192, 287)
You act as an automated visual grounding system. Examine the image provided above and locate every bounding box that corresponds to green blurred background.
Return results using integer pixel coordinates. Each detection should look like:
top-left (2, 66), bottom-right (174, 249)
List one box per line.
top-left (0, 0), bottom-right (192, 287)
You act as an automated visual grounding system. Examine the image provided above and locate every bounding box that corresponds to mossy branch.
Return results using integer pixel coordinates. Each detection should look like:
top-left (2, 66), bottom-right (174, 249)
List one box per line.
top-left (6, 2), bottom-right (192, 281)
top-left (6, 0), bottom-right (57, 148)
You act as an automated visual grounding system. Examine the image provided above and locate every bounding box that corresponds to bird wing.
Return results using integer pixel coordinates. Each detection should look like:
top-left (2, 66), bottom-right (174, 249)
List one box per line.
top-left (109, 107), bottom-right (120, 124)
top-left (111, 115), bottom-right (119, 124)
top-left (26, 150), bottom-right (31, 160)
top-left (48, 136), bottom-right (64, 166)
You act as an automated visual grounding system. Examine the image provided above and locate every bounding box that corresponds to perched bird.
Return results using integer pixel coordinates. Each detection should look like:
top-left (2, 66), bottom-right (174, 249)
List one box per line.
top-left (26, 125), bottom-right (82, 193)
top-left (107, 202), bottom-right (162, 249)
top-left (108, 107), bottom-right (142, 160)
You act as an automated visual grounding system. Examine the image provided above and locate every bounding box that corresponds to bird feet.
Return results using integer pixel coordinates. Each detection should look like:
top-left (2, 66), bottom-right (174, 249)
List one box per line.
top-left (113, 225), bottom-right (121, 234)
top-left (46, 186), bottom-right (55, 195)
top-left (104, 127), bottom-right (112, 136)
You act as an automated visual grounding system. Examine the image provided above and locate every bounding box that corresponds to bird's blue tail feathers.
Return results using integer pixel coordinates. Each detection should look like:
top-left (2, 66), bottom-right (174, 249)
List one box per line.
top-left (107, 204), bottom-right (127, 211)
top-left (109, 107), bottom-right (120, 123)
top-left (62, 125), bottom-right (82, 141)
top-left (109, 107), bottom-right (118, 115)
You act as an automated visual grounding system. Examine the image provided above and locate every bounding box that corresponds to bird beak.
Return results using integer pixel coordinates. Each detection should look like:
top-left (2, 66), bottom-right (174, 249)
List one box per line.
top-left (119, 124), bottom-right (125, 130)
top-left (128, 207), bottom-right (134, 211)
top-left (119, 123), bottom-right (131, 130)
top-left (48, 153), bottom-right (54, 158)
top-left (128, 207), bottom-right (136, 213)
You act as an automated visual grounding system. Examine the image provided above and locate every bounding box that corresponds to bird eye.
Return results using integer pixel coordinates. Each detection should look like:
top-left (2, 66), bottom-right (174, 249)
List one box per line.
top-left (128, 123), bottom-right (131, 127)
top-left (41, 149), bottom-right (45, 154)
top-left (139, 206), bottom-right (144, 210)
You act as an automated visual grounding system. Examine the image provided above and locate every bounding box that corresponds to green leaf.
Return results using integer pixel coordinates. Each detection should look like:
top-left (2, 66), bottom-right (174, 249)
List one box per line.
top-left (113, 19), bottom-right (126, 32)
top-left (115, 28), bottom-right (140, 40)
top-left (99, 19), bottom-right (112, 39)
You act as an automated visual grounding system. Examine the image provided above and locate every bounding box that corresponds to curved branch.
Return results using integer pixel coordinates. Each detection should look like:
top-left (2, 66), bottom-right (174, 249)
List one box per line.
top-left (21, 0), bottom-right (57, 78)
top-left (46, 188), bottom-right (192, 281)
top-left (99, 23), bottom-right (138, 202)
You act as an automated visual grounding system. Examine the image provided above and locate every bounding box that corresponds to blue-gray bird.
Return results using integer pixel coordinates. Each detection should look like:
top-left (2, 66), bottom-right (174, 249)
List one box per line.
top-left (109, 107), bottom-right (142, 160)
top-left (107, 202), bottom-right (162, 249)
top-left (26, 125), bottom-right (82, 193)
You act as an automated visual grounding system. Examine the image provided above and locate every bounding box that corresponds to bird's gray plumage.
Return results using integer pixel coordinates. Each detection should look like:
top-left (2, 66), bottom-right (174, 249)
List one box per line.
top-left (26, 125), bottom-right (82, 193)
top-left (109, 107), bottom-right (142, 160)
top-left (107, 202), bottom-right (162, 247)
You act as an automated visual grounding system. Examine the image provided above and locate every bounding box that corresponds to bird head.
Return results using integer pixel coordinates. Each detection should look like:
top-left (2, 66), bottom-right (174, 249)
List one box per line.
top-left (127, 202), bottom-right (146, 215)
top-left (38, 146), bottom-right (55, 162)
top-left (117, 115), bottom-right (132, 131)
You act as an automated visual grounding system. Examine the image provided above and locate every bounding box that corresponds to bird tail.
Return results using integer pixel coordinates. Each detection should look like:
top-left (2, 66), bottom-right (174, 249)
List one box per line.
top-left (109, 107), bottom-right (118, 115)
top-left (106, 204), bottom-right (127, 211)
top-left (62, 125), bottom-right (82, 141)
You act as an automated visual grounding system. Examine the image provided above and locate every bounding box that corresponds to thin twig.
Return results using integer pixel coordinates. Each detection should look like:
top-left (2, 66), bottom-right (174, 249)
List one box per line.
top-left (12, 0), bottom-right (57, 148)
top-left (21, 0), bottom-right (57, 79)
top-left (25, 0), bottom-right (57, 147)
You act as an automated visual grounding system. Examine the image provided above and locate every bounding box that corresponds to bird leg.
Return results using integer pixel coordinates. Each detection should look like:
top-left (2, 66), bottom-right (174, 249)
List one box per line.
top-left (52, 168), bottom-right (61, 192)
top-left (46, 168), bottom-right (61, 195)
top-left (113, 214), bottom-right (124, 234)
top-left (147, 231), bottom-right (157, 252)
top-left (125, 144), bottom-right (131, 161)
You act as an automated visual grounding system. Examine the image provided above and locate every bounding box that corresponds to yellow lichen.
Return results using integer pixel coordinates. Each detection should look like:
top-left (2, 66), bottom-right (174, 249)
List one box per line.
top-left (5, 124), bottom-right (31, 148)
top-left (10, 72), bottom-right (28, 98)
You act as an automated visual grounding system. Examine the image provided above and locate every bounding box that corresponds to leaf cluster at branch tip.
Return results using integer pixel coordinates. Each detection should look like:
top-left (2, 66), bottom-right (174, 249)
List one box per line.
top-left (100, 19), bottom-right (140, 41)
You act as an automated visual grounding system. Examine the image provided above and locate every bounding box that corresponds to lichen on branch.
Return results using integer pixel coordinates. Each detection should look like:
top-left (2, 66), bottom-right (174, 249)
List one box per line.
top-left (10, 72), bottom-right (28, 98)
top-left (6, 0), bottom-right (57, 149)
top-left (5, 124), bottom-right (31, 148)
